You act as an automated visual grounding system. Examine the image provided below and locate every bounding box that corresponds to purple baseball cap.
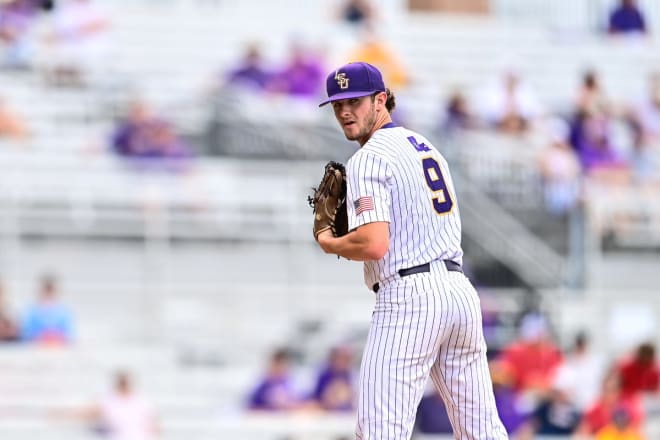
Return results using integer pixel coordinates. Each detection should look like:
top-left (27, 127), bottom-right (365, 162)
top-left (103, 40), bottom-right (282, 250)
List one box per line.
top-left (318, 62), bottom-right (386, 107)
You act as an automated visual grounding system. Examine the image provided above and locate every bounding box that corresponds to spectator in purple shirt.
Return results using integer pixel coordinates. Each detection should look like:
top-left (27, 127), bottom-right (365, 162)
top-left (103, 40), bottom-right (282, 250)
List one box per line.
top-left (440, 90), bottom-right (478, 137)
top-left (414, 390), bottom-right (453, 434)
top-left (111, 100), bottom-right (152, 156)
top-left (608, 0), bottom-right (647, 35)
top-left (569, 71), bottom-right (629, 181)
top-left (225, 44), bottom-right (272, 92)
top-left (310, 345), bottom-right (355, 411)
top-left (489, 361), bottom-right (531, 437)
top-left (248, 348), bottom-right (301, 411)
top-left (270, 42), bottom-right (324, 98)
top-left (571, 113), bottom-right (628, 178)
top-left (111, 100), bottom-right (193, 172)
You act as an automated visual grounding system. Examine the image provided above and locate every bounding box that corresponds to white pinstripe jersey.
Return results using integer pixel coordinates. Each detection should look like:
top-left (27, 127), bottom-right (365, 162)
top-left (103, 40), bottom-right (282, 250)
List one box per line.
top-left (346, 124), bottom-right (464, 289)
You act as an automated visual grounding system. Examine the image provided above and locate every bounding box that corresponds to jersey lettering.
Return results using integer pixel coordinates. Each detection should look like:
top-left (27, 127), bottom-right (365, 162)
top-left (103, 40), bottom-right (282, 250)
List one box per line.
top-left (407, 136), bottom-right (431, 152)
top-left (422, 157), bottom-right (453, 214)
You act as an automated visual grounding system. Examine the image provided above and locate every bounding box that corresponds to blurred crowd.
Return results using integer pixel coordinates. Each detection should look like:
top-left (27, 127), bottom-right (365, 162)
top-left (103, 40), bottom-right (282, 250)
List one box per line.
top-left (1, 0), bottom-right (658, 189)
top-left (0, 275), bottom-right (160, 439)
top-left (244, 311), bottom-right (660, 440)
top-left (247, 345), bottom-right (355, 413)
top-left (4, 270), bottom-right (659, 439)
top-left (441, 66), bottom-right (660, 217)
top-left (1, 1), bottom-right (658, 439)
top-left (0, 0), bottom-right (110, 79)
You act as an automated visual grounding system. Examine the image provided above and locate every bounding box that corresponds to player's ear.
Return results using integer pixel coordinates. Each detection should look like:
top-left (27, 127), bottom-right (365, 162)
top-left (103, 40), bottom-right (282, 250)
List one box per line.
top-left (375, 91), bottom-right (387, 109)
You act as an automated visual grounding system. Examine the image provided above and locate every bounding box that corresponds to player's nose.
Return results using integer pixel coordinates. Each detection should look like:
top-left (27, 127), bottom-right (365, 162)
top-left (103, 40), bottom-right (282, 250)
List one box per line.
top-left (333, 101), bottom-right (350, 115)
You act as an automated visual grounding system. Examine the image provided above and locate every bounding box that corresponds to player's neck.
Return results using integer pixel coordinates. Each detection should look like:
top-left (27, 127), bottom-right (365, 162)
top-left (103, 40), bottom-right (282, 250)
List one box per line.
top-left (359, 113), bottom-right (393, 147)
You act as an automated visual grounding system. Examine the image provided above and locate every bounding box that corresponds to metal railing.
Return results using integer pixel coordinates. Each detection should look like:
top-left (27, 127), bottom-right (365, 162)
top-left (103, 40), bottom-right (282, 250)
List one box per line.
top-left (455, 169), bottom-right (566, 288)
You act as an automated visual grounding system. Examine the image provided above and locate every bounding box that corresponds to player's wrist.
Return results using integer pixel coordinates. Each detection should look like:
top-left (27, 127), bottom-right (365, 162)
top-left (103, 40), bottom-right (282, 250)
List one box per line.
top-left (316, 229), bottom-right (334, 248)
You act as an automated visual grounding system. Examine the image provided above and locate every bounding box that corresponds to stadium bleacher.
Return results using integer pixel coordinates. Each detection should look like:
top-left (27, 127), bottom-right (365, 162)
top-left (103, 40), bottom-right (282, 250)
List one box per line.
top-left (1, 0), bottom-right (660, 439)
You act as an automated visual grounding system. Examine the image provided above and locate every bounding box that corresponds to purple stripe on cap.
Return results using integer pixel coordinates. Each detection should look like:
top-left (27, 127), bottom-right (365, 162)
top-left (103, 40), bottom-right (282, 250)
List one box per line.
top-left (319, 62), bottom-right (386, 107)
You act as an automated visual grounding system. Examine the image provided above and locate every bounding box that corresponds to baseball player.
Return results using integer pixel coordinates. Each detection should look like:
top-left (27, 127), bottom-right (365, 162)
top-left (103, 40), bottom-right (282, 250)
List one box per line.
top-left (315, 62), bottom-right (508, 440)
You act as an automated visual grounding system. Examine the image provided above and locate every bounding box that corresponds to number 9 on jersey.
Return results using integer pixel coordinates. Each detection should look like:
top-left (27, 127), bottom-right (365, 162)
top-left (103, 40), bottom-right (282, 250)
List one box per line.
top-left (422, 157), bottom-right (453, 215)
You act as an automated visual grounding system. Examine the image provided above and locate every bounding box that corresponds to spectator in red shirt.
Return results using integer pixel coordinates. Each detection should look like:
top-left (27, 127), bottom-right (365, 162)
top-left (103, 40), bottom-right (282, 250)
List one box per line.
top-left (495, 313), bottom-right (563, 396)
top-left (575, 371), bottom-right (644, 436)
top-left (617, 342), bottom-right (660, 397)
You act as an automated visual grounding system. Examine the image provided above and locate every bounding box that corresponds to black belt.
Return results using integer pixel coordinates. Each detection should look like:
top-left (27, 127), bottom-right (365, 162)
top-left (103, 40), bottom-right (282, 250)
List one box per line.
top-left (372, 260), bottom-right (462, 293)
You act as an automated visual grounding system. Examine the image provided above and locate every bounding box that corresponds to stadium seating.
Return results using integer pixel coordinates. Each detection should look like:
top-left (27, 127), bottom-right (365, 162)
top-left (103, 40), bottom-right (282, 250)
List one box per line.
top-left (1, 1), bottom-right (660, 439)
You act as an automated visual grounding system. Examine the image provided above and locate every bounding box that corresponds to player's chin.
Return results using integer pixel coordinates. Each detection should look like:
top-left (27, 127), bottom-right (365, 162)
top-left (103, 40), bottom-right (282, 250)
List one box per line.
top-left (342, 127), bottom-right (360, 141)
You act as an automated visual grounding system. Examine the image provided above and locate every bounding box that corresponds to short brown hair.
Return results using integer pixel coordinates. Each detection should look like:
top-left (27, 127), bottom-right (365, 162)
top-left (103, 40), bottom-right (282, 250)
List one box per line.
top-left (372, 89), bottom-right (396, 113)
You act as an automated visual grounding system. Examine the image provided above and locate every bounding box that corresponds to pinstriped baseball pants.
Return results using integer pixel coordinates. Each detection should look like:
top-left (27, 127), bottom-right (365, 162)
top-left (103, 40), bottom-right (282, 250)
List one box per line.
top-left (355, 261), bottom-right (508, 440)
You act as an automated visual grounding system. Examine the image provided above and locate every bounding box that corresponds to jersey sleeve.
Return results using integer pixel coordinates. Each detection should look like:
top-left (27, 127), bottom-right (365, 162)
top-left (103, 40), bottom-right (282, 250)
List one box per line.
top-left (346, 150), bottom-right (392, 230)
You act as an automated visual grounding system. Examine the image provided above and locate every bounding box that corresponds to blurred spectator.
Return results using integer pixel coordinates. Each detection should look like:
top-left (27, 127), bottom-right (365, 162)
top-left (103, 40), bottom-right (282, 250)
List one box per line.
top-left (440, 90), bottom-right (478, 137)
top-left (111, 100), bottom-right (193, 171)
top-left (93, 371), bottom-right (159, 440)
top-left (46, 0), bottom-right (111, 86)
top-left (248, 348), bottom-right (301, 411)
top-left (493, 313), bottom-right (562, 411)
top-left (269, 42), bottom-right (324, 99)
top-left (570, 113), bottom-right (628, 180)
top-left (570, 71), bottom-right (624, 177)
top-left (0, 281), bottom-right (19, 342)
top-left (552, 332), bottom-right (605, 412)
top-left (414, 389), bottom-right (453, 435)
top-left (629, 72), bottom-right (660, 182)
top-left (630, 72), bottom-right (660, 147)
top-left (224, 43), bottom-right (272, 92)
top-left (336, 0), bottom-right (375, 29)
top-left (309, 345), bottom-right (354, 411)
top-left (518, 387), bottom-right (581, 436)
top-left (0, 0), bottom-right (44, 69)
top-left (517, 333), bottom-right (591, 437)
top-left (595, 406), bottom-right (646, 440)
top-left (575, 372), bottom-right (645, 436)
top-left (0, 95), bottom-right (29, 142)
top-left (347, 27), bottom-right (409, 91)
top-left (112, 100), bottom-right (153, 156)
top-left (21, 274), bottom-right (74, 345)
top-left (616, 342), bottom-right (660, 397)
top-left (538, 118), bottom-right (581, 215)
top-left (491, 381), bottom-right (530, 438)
top-left (608, 0), bottom-right (647, 36)
top-left (59, 371), bottom-right (160, 440)
top-left (478, 69), bottom-right (543, 135)
top-left (479, 291), bottom-right (504, 359)
top-left (575, 70), bottom-right (610, 118)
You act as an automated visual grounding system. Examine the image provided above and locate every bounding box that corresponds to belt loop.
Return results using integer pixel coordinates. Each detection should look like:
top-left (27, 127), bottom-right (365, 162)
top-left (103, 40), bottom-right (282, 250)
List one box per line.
top-left (441, 259), bottom-right (450, 276)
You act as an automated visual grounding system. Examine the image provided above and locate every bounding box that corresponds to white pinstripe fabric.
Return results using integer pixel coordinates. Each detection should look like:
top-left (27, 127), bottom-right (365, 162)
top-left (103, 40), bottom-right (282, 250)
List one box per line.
top-left (345, 126), bottom-right (463, 290)
top-left (347, 125), bottom-right (508, 439)
top-left (355, 264), bottom-right (508, 440)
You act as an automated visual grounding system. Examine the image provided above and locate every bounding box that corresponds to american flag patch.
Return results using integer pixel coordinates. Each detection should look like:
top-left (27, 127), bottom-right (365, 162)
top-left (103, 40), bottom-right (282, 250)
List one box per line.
top-left (354, 196), bottom-right (374, 216)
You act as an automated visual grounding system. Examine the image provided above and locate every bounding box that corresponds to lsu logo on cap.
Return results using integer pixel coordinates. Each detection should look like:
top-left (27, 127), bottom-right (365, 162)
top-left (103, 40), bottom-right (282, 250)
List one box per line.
top-left (334, 71), bottom-right (349, 89)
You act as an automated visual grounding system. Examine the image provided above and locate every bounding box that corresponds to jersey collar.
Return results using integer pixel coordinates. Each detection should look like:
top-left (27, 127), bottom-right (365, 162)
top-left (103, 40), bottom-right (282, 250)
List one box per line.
top-left (380, 122), bottom-right (397, 129)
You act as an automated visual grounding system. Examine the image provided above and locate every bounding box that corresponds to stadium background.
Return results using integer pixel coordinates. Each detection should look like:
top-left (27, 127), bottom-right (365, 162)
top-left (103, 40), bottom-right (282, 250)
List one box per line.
top-left (0, 0), bottom-right (660, 439)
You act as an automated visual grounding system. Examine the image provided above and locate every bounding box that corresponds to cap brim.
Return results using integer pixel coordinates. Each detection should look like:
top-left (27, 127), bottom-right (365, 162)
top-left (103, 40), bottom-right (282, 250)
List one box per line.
top-left (318, 90), bottom-right (381, 107)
